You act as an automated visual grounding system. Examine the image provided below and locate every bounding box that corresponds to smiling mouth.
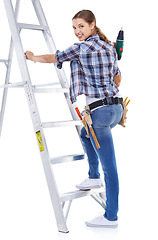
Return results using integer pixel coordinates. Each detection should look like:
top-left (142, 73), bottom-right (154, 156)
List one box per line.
top-left (77, 34), bottom-right (83, 38)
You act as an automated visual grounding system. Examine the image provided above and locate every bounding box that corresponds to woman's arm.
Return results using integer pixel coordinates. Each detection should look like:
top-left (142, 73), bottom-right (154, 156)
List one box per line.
top-left (25, 51), bottom-right (57, 63)
top-left (114, 74), bottom-right (122, 87)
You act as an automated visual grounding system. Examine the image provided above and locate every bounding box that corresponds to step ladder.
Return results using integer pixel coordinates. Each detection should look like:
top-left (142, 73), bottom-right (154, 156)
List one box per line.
top-left (2, 0), bottom-right (106, 233)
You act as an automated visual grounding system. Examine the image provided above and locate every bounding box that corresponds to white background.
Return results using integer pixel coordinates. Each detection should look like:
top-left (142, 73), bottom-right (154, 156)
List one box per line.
top-left (0, 0), bottom-right (158, 239)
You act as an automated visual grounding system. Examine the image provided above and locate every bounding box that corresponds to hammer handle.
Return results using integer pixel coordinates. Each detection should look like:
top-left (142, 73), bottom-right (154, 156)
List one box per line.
top-left (89, 126), bottom-right (100, 149)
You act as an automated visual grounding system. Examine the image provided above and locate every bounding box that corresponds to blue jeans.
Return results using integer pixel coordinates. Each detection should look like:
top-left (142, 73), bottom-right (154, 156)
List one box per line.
top-left (80, 104), bottom-right (123, 221)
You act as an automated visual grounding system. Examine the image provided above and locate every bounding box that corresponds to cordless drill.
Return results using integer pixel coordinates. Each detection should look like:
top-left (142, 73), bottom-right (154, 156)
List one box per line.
top-left (115, 28), bottom-right (124, 60)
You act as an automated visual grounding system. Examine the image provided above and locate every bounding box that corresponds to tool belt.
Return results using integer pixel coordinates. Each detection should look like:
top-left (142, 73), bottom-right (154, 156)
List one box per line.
top-left (75, 97), bottom-right (130, 149)
top-left (88, 97), bottom-right (123, 111)
top-left (88, 96), bottom-right (130, 128)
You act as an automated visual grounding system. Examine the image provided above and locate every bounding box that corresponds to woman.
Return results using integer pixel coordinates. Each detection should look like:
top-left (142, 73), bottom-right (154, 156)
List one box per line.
top-left (25, 10), bottom-right (123, 227)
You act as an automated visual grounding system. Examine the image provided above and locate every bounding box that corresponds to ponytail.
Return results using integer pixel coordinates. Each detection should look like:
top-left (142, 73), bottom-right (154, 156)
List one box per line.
top-left (95, 26), bottom-right (110, 44)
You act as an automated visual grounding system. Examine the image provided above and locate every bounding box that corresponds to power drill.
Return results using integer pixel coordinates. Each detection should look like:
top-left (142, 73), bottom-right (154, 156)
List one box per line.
top-left (115, 28), bottom-right (124, 60)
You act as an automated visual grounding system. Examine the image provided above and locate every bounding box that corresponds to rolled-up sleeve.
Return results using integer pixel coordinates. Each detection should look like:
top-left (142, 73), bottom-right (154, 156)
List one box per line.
top-left (55, 43), bottom-right (80, 69)
top-left (114, 62), bottom-right (121, 76)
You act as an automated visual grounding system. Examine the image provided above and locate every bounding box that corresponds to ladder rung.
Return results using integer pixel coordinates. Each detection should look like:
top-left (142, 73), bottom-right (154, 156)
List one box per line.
top-left (33, 87), bottom-right (69, 93)
top-left (50, 154), bottom-right (85, 164)
top-left (17, 23), bottom-right (49, 31)
top-left (60, 188), bottom-right (105, 202)
top-left (0, 82), bottom-right (27, 88)
top-left (42, 120), bottom-right (81, 128)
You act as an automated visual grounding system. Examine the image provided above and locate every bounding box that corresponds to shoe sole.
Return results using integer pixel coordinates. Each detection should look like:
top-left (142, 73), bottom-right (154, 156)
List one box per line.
top-left (85, 222), bottom-right (118, 228)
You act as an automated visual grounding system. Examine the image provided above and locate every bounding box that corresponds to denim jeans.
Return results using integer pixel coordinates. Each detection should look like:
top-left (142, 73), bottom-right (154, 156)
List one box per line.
top-left (80, 104), bottom-right (123, 221)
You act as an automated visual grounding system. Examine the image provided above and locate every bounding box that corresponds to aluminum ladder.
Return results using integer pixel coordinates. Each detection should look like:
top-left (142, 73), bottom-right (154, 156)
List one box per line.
top-left (2, 0), bottom-right (106, 233)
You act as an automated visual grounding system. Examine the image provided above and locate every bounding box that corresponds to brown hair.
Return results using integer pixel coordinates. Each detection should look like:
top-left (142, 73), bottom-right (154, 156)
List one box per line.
top-left (72, 10), bottom-right (110, 44)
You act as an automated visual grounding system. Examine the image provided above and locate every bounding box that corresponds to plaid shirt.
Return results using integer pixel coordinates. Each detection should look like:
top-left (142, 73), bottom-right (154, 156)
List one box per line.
top-left (55, 34), bottom-right (120, 103)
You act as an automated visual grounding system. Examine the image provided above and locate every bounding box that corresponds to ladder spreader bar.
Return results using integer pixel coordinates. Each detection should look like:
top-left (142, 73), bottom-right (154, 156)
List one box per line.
top-left (50, 154), bottom-right (85, 164)
top-left (17, 22), bottom-right (49, 31)
top-left (42, 120), bottom-right (82, 128)
top-left (0, 59), bottom-right (8, 63)
top-left (0, 59), bottom-right (9, 67)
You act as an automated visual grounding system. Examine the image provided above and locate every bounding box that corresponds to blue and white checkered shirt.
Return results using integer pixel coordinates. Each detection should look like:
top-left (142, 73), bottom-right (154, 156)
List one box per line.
top-left (55, 34), bottom-right (120, 103)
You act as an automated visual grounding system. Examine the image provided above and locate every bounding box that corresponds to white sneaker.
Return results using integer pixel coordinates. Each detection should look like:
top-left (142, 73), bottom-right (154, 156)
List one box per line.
top-left (76, 178), bottom-right (102, 190)
top-left (85, 215), bottom-right (118, 228)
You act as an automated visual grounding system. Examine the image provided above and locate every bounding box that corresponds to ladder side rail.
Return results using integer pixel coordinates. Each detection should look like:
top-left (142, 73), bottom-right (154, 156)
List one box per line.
top-left (0, 0), bottom-right (20, 137)
top-left (31, 0), bottom-right (57, 56)
top-left (0, 38), bottom-right (14, 137)
top-left (3, 0), bottom-right (68, 233)
top-left (31, 0), bottom-right (82, 136)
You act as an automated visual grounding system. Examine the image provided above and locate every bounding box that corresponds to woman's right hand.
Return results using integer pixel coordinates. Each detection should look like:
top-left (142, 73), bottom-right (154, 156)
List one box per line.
top-left (25, 51), bottom-right (35, 61)
top-left (24, 52), bottom-right (57, 63)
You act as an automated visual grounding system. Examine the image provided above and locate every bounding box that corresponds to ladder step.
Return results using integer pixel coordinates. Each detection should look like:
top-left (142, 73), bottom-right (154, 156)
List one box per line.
top-left (42, 120), bottom-right (81, 128)
top-left (33, 87), bottom-right (69, 93)
top-left (33, 82), bottom-right (60, 88)
top-left (17, 23), bottom-right (49, 31)
top-left (60, 188), bottom-right (105, 202)
top-left (50, 154), bottom-right (85, 164)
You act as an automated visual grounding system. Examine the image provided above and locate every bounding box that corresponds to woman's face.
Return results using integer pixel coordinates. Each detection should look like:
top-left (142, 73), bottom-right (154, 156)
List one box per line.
top-left (72, 18), bottom-right (95, 41)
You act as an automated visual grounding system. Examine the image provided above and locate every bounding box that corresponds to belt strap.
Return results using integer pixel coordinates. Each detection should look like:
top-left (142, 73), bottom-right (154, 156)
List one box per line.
top-left (88, 97), bottom-right (123, 111)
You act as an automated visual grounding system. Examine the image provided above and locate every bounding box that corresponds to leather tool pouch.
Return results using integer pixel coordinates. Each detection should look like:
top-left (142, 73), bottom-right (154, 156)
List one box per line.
top-left (118, 97), bottom-right (130, 127)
